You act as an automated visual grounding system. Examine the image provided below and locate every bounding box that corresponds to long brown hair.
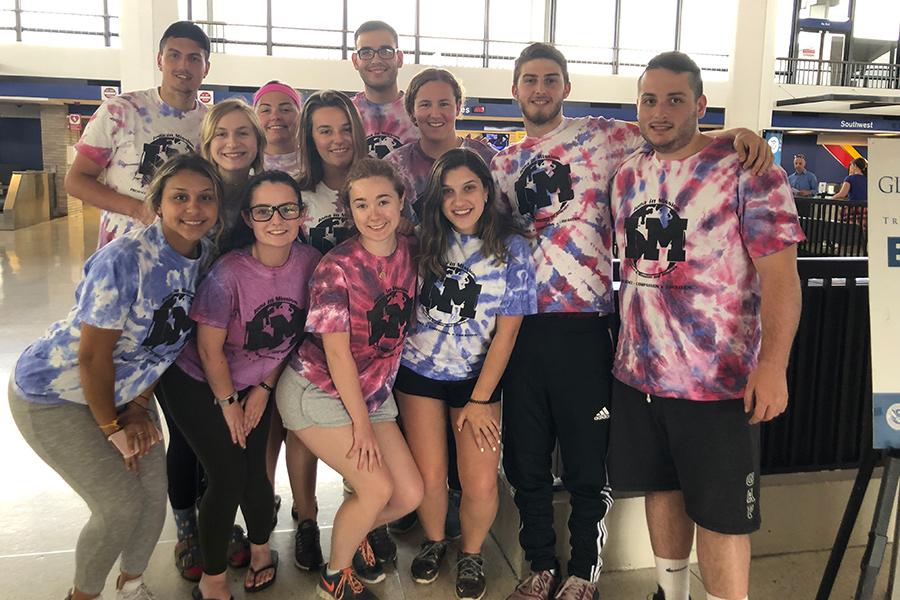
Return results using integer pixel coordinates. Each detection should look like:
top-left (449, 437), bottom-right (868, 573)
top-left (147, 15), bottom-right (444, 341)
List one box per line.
top-left (418, 148), bottom-right (526, 278)
top-left (297, 90), bottom-right (367, 191)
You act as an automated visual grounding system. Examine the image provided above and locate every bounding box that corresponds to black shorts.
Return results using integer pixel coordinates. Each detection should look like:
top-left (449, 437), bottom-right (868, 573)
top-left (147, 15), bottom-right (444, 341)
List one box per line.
top-left (607, 378), bottom-right (761, 535)
top-left (394, 365), bottom-right (501, 409)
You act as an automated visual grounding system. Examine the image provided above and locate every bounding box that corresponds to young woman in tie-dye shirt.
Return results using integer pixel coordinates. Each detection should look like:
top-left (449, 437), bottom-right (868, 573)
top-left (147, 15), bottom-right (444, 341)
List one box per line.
top-left (277, 158), bottom-right (423, 600)
top-left (9, 154), bottom-right (221, 600)
top-left (395, 148), bottom-right (536, 599)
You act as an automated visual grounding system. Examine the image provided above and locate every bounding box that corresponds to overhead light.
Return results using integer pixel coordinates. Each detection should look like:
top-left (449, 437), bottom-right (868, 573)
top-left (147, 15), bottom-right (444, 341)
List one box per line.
top-left (0, 96), bottom-right (50, 102)
top-left (786, 129), bottom-right (815, 134)
top-left (872, 132), bottom-right (900, 137)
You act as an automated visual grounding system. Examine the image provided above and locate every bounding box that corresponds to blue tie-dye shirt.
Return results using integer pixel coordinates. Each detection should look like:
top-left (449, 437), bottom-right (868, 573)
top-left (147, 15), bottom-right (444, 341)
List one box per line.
top-left (14, 220), bottom-right (209, 406)
top-left (401, 232), bottom-right (537, 381)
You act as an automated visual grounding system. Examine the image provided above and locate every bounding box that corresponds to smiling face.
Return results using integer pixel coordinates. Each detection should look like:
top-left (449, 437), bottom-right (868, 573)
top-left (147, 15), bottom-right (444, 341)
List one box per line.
top-left (637, 67), bottom-right (707, 158)
top-left (348, 175), bottom-right (403, 252)
top-left (157, 169), bottom-right (219, 256)
top-left (512, 58), bottom-right (570, 129)
top-left (209, 109), bottom-right (259, 174)
top-left (243, 181), bottom-right (302, 251)
top-left (311, 106), bottom-right (355, 171)
top-left (157, 37), bottom-right (209, 97)
top-left (440, 166), bottom-right (486, 235)
top-left (352, 28), bottom-right (403, 93)
top-left (413, 80), bottom-right (460, 145)
top-left (255, 91), bottom-right (300, 149)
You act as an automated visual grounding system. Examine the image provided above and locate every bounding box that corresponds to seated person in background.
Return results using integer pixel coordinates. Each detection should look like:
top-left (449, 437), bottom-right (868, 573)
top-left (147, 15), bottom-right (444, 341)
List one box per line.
top-left (831, 157), bottom-right (868, 202)
top-left (787, 153), bottom-right (818, 197)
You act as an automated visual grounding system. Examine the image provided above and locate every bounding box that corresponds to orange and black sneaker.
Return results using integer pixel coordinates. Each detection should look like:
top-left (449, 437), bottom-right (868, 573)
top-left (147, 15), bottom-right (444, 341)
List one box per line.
top-left (352, 537), bottom-right (385, 584)
top-left (317, 566), bottom-right (378, 600)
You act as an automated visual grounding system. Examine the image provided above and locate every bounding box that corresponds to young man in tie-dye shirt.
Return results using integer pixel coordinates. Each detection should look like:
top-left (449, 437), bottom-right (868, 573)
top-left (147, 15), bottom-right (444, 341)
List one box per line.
top-left (350, 20), bottom-right (419, 159)
top-left (65, 21), bottom-right (211, 248)
top-left (607, 52), bottom-right (803, 600)
top-left (493, 43), bottom-right (776, 600)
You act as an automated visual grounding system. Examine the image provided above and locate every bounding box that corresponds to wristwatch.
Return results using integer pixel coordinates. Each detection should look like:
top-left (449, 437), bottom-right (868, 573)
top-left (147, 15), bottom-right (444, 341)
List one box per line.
top-left (259, 382), bottom-right (274, 393)
top-left (216, 391), bottom-right (239, 407)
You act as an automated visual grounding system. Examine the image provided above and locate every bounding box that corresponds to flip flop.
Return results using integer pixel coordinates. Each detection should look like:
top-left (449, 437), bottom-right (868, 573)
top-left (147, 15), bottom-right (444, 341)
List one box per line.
top-left (190, 585), bottom-right (234, 600)
top-left (244, 549), bottom-right (279, 594)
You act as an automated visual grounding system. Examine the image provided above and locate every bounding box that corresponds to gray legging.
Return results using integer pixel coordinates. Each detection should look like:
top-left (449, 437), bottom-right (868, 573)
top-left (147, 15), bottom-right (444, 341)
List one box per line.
top-left (8, 379), bottom-right (167, 596)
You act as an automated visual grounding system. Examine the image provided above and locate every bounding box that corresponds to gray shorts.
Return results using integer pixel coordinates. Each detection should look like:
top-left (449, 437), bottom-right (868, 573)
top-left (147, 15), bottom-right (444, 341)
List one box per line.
top-left (275, 366), bottom-right (398, 431)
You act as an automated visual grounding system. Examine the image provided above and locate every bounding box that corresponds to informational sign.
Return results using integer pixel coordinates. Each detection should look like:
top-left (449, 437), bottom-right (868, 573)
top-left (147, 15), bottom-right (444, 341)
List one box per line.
top-left (67, 113), bottom-right (82, 131)
top-left (101, 86), bottom-right (119, 99)
top-left (867, 138), bottom-right (900, 449)
top-left (764, 130), bottom-right (783, 168)
top-left (198, 90), bottom-right (214, 105)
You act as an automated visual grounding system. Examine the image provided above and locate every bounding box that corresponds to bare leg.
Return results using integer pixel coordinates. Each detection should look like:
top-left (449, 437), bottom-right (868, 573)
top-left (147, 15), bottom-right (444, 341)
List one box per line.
top-left (286, 434), bottom-right (318, 522)
top-left (695, 526), bottom-right (750, 599)
top-left (645, 490), bottom-right (694, 559)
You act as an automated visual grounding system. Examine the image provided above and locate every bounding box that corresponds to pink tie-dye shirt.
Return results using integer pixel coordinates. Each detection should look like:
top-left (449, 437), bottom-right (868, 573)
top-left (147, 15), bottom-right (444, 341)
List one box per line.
top-left (291, 235), bottom-right (417, 412)
top-left (74, 88), bottom-right (207, 248)
top-left (490, 116), bottom-right (643, 314)
top-left (352, 91), bottom-right (419, 159)
top-left (611, 137), bottom-right (805, 401)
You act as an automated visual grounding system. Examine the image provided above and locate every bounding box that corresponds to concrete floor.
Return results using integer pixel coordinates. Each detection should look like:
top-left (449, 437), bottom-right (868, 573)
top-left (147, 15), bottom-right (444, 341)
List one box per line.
top-left (0, 213), bottom-right (894, 599)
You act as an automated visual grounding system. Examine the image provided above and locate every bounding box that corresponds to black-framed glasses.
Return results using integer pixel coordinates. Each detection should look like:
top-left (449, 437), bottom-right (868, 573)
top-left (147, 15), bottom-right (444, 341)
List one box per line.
top-left (245, 203), bottom-right (302, 222)
top-left (356, 46), bottom-right (397, 61)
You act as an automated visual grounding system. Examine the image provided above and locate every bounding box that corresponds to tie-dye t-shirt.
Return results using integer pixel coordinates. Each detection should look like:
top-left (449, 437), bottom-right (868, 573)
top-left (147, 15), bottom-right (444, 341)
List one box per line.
top-left (263, 151), bottom-right (302, 180)
top-left (386, 138), bottom-right (497, 219)
top-left (290, 235), bottom-right (417, 413)
top-left (75, 88), bottom-right (207, 247)
top-left (610, 137), bottom-right (805, 401)
top-left (176, 242), bottom-right (321, 390)
top-left (352, 92), bottom-right (419, 159)
top-left (491, 116), bottom-right (642, 314)
top-left (401, 232), bottom-right (537, 381)
top-left (14, 220), bottom-right (209, 406)
top-left (299, 181), bottom-right (353, 254)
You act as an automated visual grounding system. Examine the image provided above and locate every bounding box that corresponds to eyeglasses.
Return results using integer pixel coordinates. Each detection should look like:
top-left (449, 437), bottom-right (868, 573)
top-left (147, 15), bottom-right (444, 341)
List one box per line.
top-left (356, 46), bottom-right (397, 61)
top-left (245, 203), bottom-right (302, 222)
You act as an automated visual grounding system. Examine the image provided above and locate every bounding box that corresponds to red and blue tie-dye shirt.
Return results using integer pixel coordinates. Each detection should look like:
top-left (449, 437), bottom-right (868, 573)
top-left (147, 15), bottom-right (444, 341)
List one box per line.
top-left (352, 91), bottom-right (419, 159)
top-left (290, 235), bottom-right (417, 412)
top-left (610, 137), bottom-right (805, 401)
top-left (490, 116), bottom-right (643, 314)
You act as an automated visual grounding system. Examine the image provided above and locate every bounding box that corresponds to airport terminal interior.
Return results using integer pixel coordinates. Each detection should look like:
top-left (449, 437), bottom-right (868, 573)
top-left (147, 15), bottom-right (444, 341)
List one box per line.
top-left (1, 0), bottom-right (899, 598)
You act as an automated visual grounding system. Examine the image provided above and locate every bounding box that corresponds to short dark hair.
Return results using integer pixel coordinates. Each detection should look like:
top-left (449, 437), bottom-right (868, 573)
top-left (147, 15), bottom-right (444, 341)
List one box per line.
top-left (220, 170), bottom-right (304, 253)
top-left (404, 68), bottom-right (464, 118)
top-left (513, 43), bottom-right (569, 85)
top-left (159, 21), bottom-right (211, 58)
top-left (354, 20), bottom-right (399, 47)
top-left (640, 51), bottom-right (703, 100)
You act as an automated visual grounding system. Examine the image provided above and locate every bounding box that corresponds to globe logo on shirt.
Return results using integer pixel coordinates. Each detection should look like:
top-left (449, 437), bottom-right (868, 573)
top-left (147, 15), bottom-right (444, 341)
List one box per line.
top-left (420, 265), bottom-right (482, 326)
top-left (142, 290), bottom-right (195, 352)
top-left (514, 155), bottom-right (574, 223)
top-left (367, 288), bottom-right (413, 355)
top-left (244, 299), bottom-right (306, 355)
top-left (367, 133), bottom-right (403, 159)
top-left (308, 214), bottom-right (351, 253)
top-left (623, 201), bottom-right (688, 279)
top-left (137, 133), bottom-right (195, 186)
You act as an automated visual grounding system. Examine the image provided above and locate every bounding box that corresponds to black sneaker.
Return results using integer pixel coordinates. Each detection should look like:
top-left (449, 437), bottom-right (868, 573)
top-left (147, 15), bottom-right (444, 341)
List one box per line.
top-left (294, 519), bottom-right (324, 570)
top-left (410, 539), bottom-right (448, 584)
top-left (317, 566), bottom-right (379, 599)
top-left (455, 552), bottom-right (486, 600)
top-left (366, 525), bottom-right (397, 565)
top-left (387, 511), bottom-right (418, 534)
top-left (648, 586), bottom-right (691, 600)
top-left (352, 538), bottom-right (385, 584)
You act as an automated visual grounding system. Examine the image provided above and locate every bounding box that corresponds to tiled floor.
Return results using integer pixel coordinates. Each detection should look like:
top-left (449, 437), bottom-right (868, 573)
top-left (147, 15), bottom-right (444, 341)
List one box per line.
top-left (0, 213), bottom-right (894, 599)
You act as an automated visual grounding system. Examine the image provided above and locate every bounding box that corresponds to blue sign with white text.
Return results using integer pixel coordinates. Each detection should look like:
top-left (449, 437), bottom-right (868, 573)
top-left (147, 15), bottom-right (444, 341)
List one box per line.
top-left (873, 393), bottom-right (900, 449)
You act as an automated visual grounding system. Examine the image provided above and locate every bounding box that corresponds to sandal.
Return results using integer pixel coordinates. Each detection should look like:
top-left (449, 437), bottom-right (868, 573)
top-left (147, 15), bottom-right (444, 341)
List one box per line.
top-left (190, 585), bottom-right (234, 600)
top-left (227, 524), bottom-right (251, 569)
top-left (174, 535), bottom-right (203, 582)
top-left (244, 549), bottom-right (279, 593)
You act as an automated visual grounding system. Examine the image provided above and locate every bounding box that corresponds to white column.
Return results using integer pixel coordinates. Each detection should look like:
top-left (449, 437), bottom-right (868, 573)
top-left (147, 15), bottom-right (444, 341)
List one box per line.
top-left (118, 0), bottom-right (180, 91)
top-left (724, 0), bottom-right (780, 131)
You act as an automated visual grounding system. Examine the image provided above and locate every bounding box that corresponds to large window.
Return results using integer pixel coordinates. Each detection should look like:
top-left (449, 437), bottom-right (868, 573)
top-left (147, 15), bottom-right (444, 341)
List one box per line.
top-left (554, 0), bottom-right (616, 75)
top-left (619, 0), bottom-right (678, 74)
top-left (679, 0), bottom-right (736, 79)
top-left (1, 0), bottom-right (119, 47)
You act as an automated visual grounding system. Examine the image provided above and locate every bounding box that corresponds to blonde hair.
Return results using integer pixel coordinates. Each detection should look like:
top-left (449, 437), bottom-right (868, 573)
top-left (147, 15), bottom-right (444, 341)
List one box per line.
top-left (199, 97), bottom-right (266, 175)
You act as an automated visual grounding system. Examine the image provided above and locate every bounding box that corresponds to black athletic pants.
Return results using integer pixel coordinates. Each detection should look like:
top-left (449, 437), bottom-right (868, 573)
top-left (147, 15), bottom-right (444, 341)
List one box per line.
top-left (502, 314), bottom-right (614, 581)
top-left (159, 364), bottom-right (274, 575)
top-left (156, 376), bottom-right (204, 511)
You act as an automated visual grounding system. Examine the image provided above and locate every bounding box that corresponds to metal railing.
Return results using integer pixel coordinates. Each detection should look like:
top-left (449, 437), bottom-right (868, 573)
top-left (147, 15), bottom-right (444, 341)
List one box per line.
top-left (795, 198), bottom-right (868, 258)
top-left (0, 7), bottom-right (118, 46)
top-left (775, 57), bottom-right (900, 89)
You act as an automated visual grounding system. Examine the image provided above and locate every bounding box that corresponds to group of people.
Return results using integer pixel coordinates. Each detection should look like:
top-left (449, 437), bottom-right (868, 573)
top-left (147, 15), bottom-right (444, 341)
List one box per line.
top-left (10, 17), bottom-right (804, 600)
top-left (788, 152), bottom-right (868, 201)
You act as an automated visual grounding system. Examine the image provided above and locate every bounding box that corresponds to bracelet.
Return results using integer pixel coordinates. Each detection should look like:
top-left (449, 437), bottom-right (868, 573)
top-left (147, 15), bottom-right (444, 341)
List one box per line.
top-left (468, 397), bottom-right (492, 405)
top-left (259, 382), bottom-right (274, 393)
top-left (216, 391), bottom-right (239, 407)
top-left (99, 418), bottom-right (121, 434)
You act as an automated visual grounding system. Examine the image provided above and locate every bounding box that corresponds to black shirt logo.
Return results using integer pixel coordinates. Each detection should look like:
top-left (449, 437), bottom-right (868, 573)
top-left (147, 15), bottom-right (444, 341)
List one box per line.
top-left (367, 288), bottom-right (413, 354)
top-left (623, 201), bottom-right (688, 278)
top-left (244, 299), bottom-right (306, 355)
top-left (366, 133), bottom-right (403, 159)
top-left (308, 215), bottom-right (352, 254)
top-left (514, 156), bottom-right (574, 221)
top-left (137, 134), bottom-right (194, 187)
top-left (420, 265), bottom-right (481, 325)
top-left (142, 291), bottom-right (194, 350)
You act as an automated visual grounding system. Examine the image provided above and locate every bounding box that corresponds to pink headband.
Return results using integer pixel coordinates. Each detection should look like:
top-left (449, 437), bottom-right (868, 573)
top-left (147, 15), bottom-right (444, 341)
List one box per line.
top-left (253, 82), bottom-right (301, 108)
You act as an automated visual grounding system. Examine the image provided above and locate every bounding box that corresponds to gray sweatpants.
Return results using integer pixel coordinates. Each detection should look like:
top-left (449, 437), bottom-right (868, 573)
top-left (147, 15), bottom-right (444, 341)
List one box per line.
top-left (8, 379), bottom-right (167, 595)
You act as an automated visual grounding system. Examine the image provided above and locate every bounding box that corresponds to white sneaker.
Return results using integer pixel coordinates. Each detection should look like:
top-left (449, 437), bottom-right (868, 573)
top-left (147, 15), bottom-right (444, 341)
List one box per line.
top-left (116, 577), bottom-right (156, 600)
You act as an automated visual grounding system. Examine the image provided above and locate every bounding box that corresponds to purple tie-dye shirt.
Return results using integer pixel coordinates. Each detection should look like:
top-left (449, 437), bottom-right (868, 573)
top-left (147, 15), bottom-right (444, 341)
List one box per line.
top-left (491, 116), bottom-right (643, 314)
top-left (611, 137), bottom-right (805, 401)
top-left (74, 88), bottom-right (207, 248)
top-left (352, 92), bottom-right (419, 159)
top-left (290, 235), bottom-right (417, 412)
top-left (263, 151), bottom-right (302, 180)
top-left (176, 242), bottom-right (321, 390)
top-left (386, 138), bottom-right (497, 219)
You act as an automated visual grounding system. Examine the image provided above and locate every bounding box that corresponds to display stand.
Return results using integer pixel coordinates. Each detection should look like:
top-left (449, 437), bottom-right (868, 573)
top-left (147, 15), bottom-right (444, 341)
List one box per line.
top-left (817, 448), bottom-right (899, 599)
